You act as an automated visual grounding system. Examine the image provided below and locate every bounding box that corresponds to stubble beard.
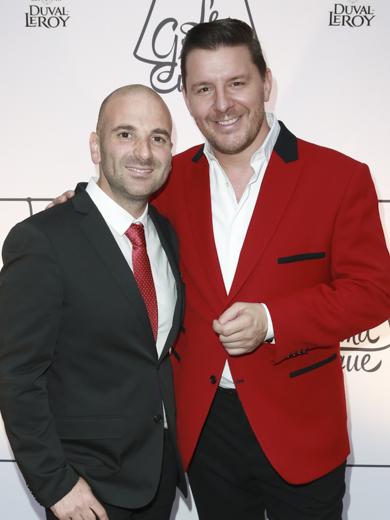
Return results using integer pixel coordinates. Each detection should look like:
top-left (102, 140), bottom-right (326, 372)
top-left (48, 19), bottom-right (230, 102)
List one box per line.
top-left (199, 107), bottom-right (265, 156)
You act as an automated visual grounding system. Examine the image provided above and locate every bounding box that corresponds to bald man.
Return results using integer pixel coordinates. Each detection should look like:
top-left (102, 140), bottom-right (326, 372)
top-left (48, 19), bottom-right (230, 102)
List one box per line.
top-left (0, 85), bottom-right (186, 520)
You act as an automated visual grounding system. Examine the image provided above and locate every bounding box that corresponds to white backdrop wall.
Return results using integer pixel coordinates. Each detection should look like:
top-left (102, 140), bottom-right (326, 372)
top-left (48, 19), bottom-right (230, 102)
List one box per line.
top-left (0, 1), bottom-right (389, 518)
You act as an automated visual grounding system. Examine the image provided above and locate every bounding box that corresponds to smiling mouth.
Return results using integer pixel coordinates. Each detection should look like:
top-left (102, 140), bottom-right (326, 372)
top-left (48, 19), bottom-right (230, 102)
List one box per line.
top-left (125, 166), bottom-right (154, 175)
top-left (214, 116), bottom-right (240, 128)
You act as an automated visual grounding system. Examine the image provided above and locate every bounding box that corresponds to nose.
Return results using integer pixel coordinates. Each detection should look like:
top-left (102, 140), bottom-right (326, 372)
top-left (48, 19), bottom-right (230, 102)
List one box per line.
top-left (214, 86), bottom-right (233, 113)
top-left (134, 138), bottom-right (152, 162)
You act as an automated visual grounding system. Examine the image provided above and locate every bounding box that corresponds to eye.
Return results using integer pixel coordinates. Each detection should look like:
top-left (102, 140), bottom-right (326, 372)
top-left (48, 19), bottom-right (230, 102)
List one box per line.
top-left (118, 131), bottom-right (132, 139)
top-left (231, 81), bottom-right (245, 87)
top-left (196, 86), bottom-right (211, 94)
top-left (152, 135), bottom-right (168, 145)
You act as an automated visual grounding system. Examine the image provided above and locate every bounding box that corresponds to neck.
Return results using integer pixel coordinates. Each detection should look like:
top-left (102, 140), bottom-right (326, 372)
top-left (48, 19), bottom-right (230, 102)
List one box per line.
top-left (212, 121), bottom-right (270, 201)
top-left (119, 199), bottom-right (147, 219)
top-left (97, 178), bottom-right (147, 218)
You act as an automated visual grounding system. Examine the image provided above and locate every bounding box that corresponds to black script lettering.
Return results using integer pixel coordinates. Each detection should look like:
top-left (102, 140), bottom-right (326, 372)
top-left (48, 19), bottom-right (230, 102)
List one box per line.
top-left (133, 0), bottom-right (222, 93)
top-left (344, 329), bottom-right (380, 347)
top-left (341, 15), bottom-right (354, 27)
top-left (46, 7), bottom-right (68, 16)
top-left (150, 18), bottom-right (180, 93)
top-left (47, 16), bottom-right (61, 28)
top-left (329, 13), bottom-right (352, 27)
top-left (334, 3), bottom-right (346, 15)
top-left (352, 15), bottom-right (365, 27)
top-left (341, 353), bottom-right (382, 372)
top-left (37, 16), bottom-right (50, 28)
top-left (25, 14), bottom-right (37, 27)
top-left (329, 6), bottom-right (375, 27)
top-left (29, 5), bottom-right (40, 16)
top-left (25, 13), bottom-right (70, 29)
top-left (199, 0), bottom-right (219, 24)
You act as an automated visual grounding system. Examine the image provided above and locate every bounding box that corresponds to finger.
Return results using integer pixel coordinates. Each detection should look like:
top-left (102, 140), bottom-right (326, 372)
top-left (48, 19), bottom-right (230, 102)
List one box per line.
top-left (62, 190), bottom-right (75, 200)
top-left (218, 317), bottom-right (248, 337)
top-left (224, 345), bottom-right (249, 356)
top-left (223, 339), bottom-right (259, 354)
top-left (217, 302), bottom-right (245, 325)
top-left (212, 319), bottom-right (224, 334)
top-left (218, 321), bottom-right (252, 342)
top-left (221, 336), bottom-right (248, 348)
top-left (90, 500), bottom-right (109, 520)
top-left (78, 507), bottom-right (97, 520)
top-left (49, 191), bottom-right (76, 208)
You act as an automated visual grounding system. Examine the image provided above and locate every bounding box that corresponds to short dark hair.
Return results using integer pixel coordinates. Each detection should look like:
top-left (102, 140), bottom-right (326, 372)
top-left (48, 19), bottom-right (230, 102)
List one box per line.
top-left (180, 18), bottom-right (267, 90)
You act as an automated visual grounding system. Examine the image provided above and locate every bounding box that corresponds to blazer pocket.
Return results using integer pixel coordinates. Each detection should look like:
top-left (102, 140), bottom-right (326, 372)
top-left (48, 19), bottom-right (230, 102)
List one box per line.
top-left (55, 416), bottom-right (125, 439)
top-left (289, 353), bottom-right (337, 378)
top-left (278, 252), bottom-right (326, 264)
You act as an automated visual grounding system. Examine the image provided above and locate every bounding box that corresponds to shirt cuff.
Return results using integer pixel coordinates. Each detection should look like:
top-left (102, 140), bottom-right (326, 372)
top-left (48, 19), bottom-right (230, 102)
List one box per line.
top-left (261, 303), bottom-right (274, 342)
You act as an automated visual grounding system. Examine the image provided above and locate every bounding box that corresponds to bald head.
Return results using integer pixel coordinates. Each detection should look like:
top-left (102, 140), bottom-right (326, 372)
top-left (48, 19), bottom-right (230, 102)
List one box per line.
top-left (89, 83), bottom-right (173, 217)
top-left (96, 84), bottom-right (172, 134)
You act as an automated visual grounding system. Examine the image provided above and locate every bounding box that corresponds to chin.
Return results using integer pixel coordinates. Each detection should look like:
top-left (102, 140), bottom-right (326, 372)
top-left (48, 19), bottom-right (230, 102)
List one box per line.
top-left (213, 139), bottom-right (248, 155)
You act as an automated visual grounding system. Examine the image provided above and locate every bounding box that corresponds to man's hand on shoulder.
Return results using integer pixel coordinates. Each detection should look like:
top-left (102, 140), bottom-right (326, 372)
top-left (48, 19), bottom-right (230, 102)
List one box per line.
top-left (213, 302), bottom-right (268, 356)
top-left (50, 477), bottom-right (108, 520)
top-left (46, 190), bottom-right (75, 209)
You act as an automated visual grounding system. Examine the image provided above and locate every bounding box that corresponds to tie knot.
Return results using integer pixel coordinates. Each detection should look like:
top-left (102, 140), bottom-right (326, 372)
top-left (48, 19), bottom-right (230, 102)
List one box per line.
top-left (125, 223), bottom-right (146, 248)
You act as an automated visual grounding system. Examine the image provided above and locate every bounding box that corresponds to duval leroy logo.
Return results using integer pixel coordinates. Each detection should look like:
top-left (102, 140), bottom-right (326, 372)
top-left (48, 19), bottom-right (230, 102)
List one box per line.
top-left (133, 0), bottom-right (256, 94)
top-left (341, 320), bottom-right (390, 372)
top-left (25, 0), bottom-right (70, 29)
top-left (329, 0), bottom-right (375, 27)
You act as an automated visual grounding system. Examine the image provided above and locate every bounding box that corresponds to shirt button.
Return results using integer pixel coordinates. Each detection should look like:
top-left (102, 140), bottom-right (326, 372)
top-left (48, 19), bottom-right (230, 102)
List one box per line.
top-left (153, 414), bottom-right (163, 424)
top-left (209, 375), bottom-right (217, 384)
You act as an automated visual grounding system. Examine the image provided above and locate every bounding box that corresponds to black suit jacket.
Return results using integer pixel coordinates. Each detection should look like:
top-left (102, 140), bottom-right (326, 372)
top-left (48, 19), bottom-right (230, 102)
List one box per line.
top-left (0, 187), bottom-right (186, 508)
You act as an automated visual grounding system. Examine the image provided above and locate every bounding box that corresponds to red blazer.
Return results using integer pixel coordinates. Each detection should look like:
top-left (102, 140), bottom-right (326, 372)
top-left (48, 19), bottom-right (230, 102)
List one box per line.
top-left (153, 122), bottom-right (390, 484)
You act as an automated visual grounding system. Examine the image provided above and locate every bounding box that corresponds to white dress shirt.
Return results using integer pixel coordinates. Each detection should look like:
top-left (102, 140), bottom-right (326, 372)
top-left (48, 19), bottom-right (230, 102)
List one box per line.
top-left (86, 180), bottom-right (177, 359)
top-left (204, 113), bottom-right (280, 388)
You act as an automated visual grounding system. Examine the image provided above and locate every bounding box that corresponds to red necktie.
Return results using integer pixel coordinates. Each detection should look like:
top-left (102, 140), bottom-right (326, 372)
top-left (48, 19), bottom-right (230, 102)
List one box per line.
top-left (125, 223), bottom-right (158, 341)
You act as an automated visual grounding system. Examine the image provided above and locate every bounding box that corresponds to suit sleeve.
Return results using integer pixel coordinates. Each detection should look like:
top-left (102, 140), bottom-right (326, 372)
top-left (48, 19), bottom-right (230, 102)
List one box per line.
top-left (266, 163), bottom-right (390, 363)
top-left (0, 221), bottom-right (79, 507)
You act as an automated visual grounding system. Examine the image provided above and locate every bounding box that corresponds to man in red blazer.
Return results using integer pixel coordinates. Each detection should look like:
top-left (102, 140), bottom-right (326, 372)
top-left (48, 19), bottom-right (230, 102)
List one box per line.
top-left (152, 18), bottom-right (390, 520)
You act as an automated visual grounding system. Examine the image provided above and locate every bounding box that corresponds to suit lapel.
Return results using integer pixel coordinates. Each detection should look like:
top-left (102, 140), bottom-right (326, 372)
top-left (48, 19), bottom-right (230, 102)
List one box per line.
top-left (184, 149), bottom-right (227, 312)
top-left (148, 205), bottom-right (184, 358)
top-left (72, 189), bottom-right (157, 359)
top-left (227, 122), bottom-right (301, 302)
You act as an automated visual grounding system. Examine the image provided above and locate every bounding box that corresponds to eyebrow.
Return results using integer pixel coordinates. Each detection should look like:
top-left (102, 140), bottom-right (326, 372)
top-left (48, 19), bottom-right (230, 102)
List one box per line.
top-left (111, 125), bottom-right (171, 138)
top-left (152, 128), bottom-right (171, 138)
top-left (190, 74), bottom-right (249, 90)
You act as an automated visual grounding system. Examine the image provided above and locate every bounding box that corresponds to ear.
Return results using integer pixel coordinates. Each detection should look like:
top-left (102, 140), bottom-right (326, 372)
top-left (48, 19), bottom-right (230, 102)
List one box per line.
top-left (182, 87), bottom-right (193, 117)
top-left (89, 132), bottom-right (101, 164)
top-left (263, 68), bottom-right (273, 103)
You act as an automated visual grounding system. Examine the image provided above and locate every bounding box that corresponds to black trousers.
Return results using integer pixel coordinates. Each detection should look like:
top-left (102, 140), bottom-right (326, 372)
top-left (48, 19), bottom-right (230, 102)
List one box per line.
top-left (188, 387), bottom-right (346, 520)
top-left (46, 431), bottom-right (177, 520)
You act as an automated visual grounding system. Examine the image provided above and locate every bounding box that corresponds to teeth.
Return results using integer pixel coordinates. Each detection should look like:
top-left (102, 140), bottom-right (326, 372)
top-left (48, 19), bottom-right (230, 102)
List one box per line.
top-left (216, 117), bottom-right (239, 126)
top-left (126, 167), bottom-right (152, 174)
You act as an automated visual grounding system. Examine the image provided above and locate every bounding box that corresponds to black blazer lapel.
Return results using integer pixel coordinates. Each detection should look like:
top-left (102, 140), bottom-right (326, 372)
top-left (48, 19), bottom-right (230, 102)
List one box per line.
top-left (72, 188), bottom-right (157, 358)
top-left (148, 204), bottom-right (184, 359)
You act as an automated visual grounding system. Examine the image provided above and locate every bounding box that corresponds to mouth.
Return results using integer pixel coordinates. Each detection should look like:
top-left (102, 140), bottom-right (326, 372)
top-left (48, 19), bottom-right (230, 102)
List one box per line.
top-left (213, 115), bottom-right (240, 129)
top-left (125, 165), bottom-right (154, 176)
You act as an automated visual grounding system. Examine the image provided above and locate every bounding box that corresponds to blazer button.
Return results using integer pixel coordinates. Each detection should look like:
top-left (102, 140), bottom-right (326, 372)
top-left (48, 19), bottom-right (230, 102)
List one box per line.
top-left (209, 375), bottom-right (217, 384)
top-left (153, 414), bottom-right (163, 424)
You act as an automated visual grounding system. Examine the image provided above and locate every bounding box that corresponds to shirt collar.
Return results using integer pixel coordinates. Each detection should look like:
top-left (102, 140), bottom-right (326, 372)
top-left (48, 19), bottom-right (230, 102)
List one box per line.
top-left (86, 179), bottom-right (149, 237)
